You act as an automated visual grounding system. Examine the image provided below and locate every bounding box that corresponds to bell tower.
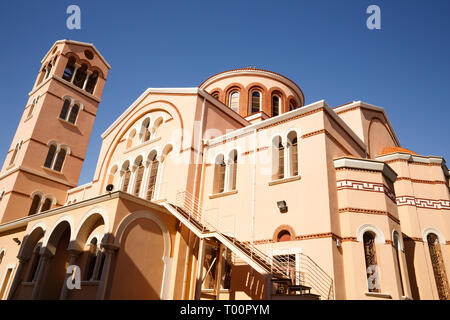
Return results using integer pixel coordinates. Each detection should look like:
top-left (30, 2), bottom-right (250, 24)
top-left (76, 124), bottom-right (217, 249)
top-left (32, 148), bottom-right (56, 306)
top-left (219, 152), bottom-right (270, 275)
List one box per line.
top-left (0, 40), bottom-right (110, 223)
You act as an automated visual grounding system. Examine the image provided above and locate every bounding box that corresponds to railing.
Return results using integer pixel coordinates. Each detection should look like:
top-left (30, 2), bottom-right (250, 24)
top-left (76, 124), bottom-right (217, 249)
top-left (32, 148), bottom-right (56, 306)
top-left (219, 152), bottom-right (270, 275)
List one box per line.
top-left (272, 253), bottom-right (334, 300)
top-left (173, 189), bottom-right (334, 299)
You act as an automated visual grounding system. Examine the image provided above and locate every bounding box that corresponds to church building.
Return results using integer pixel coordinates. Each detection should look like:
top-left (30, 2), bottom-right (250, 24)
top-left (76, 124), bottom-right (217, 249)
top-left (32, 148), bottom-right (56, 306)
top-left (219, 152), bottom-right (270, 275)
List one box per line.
top-left (0, 40), bottom-right (448, 300)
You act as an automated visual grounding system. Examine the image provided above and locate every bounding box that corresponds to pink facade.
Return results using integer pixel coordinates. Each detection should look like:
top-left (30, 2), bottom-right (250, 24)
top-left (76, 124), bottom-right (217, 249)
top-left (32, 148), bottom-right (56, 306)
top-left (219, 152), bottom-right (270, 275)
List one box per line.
top-left (0, 40), bottom-right (448, 300)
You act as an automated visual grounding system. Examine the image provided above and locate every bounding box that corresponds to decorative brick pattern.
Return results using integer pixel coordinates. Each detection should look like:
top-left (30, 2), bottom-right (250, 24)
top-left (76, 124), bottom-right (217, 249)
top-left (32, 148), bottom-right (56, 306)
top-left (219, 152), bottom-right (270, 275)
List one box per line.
top-left (336, 179), bottom-right (396, 203)
top-left (396, 196), bottom-right (450, 210)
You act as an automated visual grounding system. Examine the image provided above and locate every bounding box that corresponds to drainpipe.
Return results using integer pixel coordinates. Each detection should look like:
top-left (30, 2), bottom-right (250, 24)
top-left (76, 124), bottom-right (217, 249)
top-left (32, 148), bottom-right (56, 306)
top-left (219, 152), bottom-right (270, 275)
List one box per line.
top-left (251, 128), bottom-right (257, 245)
top-left (182, 95), bottom-right (206, 299)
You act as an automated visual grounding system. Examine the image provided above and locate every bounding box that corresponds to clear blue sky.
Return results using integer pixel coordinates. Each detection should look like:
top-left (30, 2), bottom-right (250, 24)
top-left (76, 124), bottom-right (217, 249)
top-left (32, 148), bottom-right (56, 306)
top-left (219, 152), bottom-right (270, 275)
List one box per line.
top-left (0, 0), bottom-right (449, 185)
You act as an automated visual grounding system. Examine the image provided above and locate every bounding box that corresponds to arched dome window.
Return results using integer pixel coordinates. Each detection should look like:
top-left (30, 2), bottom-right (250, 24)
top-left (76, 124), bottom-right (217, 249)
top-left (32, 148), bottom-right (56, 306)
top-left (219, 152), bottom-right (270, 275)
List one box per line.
top-left (250, 90), bottom-right (261, 114)
top-left (229, 91), bottom-right (240, 113)
top-left (272, 95), bottom-right (280, 117)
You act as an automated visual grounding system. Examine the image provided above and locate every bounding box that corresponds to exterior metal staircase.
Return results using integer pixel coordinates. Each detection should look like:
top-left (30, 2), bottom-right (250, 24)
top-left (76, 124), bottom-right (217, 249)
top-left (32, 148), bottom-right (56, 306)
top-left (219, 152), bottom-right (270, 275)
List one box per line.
top-left (162, 190), bottom-right (334, 300)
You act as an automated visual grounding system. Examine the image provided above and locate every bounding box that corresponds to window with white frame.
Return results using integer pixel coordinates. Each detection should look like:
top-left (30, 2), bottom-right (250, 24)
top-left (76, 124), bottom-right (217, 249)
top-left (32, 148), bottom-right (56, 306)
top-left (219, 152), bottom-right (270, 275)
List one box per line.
top-left (229, 90), bottom-right (240, 113)
top-left (250, 90), bottom-right (261, 114)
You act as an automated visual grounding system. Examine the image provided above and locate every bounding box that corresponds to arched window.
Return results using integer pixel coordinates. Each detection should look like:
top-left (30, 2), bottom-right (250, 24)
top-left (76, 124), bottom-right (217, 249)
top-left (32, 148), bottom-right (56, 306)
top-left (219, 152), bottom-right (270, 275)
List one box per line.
top-left (229, 91), bottom-right (240, 113)
top-left (107, 165), bottom-right (118, 187)
top-left (133, 158), bottom-right (145, 197)
top-left (363, 232), bottom-right (380, 293)
top-left (85, 71), bottom-right (98, 94)
top-left (277, 230), bottom-right (291, 242)
top-left (146, 152), bottom-right (159, 200)
top-left (27, 96), bottom-right (39, 118)
top-left (287, 131), bottom-right (298, 177)
top-left (9, 143), bottom-right (20, 166)
top-left (289, 100), bottom-right (297, 111)
top-left (59, 99), bottom-right (71, 120)
top-left (272, 136), bottom-right (284, 180)
top-left (53, 148), bottom-right (67, 172)
top-left (427, 233), bottom-right (450, 300)
top-left (141, 118), bottom-right (151, 142)
top-left (250, 90), bottom-right (261, 114)
top-left (73, 64), bottom-right (88, 88)
top-left (393, 231), bottom-right (405, 296)
top-left (62, 57), bottom-right (76, 82)
top-left (272, 95), bottom-right (280, 117)
top-left (227, 150), bottom-right (238, 191)
top-left (28, 194), bottom-right (42, 216)
top-left (153, 117), bottom-right (164, 137)
top-left (213, 154), bottom-right (226, 194)
top-left (0, 251), bottom-right (4, 265)
top-left (44, 144), bottom-right (57, 168)
top-left (67, 104), bottom-right (80, 124)
top-left (121, 163), bottom-right (131, 192)
top-left (40, 198), bottom-right (52, 212)
top-left (44, 62), bottom-right (53, 81)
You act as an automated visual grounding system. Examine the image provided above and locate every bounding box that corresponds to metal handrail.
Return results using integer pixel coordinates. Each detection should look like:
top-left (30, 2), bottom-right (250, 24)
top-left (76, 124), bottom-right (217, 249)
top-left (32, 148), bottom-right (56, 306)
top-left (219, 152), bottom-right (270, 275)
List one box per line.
top-left (174, 189), bottom-right (334, 299)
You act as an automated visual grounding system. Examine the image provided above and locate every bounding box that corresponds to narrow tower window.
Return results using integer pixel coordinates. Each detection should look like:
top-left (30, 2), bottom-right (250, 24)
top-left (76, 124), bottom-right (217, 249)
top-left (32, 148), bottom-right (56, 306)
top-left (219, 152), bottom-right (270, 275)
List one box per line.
top-left (40, 198), bottom-right (52, 212)
top-left (59, 99), bottom-right (71, 120)
top-left (28, 194), bottom-right (42, 216)
top-left (85, 71), bottom-right (98, 94)
top-left (53, 149), bottom-right (67, 172)
top-left (44, 144), bottom-right (57, 168)
top-left (67, 104), bottom-right (80, 124)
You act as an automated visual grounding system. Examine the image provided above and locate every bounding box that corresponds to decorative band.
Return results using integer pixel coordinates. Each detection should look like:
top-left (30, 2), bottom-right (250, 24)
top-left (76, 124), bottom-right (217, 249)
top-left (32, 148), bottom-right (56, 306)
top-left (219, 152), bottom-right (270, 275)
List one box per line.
top-left (338, 207), bottom-right (400, 224)
top-left (396, 196), bottom-right (450, 210)
top-left (336, 179), bottom-right (396, 203)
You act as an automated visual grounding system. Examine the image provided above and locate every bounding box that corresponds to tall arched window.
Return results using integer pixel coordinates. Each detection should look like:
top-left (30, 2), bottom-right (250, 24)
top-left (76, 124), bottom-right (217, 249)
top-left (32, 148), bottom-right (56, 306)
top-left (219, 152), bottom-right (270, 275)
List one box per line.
top-left (67, 104), bottom-right (80, 124)
top-left (363, 232), bottom-right (380, 293)
top-left (121, 163), bottom-right (131, 192)
top-left (40, 197), bottom-right (52, 212)
top-left (59, 99), bottom-right (71, 120)
top-left (133, 158), bottom-right (145, 197)
top-left (29, 194), bottom-right (42, 216)
top-left (53, 148), bottom-right (67, 172)
top-left (73, 64), bottom-right (87, 88)
top-left (9, 143), bottom-right (21, 166)
top-left (287, 131), bottom-right (298, 177)
top-left (146, 153), bottom-right (159, 200)
top-left (213, 154), bottom-right (226, 194)
top-left (229, 91), bottom-right (240, 113)
top-left (250, 91), bottom-right (261, 114)
top-left (427, 233), bottom-right (450, 300)
top-left (126, 130), bottom-right (136, 150)
top-left (272, 136), bottom-right (284, 180)
top-left (393, 231), bottom-right (405, 296)
top-left (27, 96), bottom-right (39, 118)
top-left (227, 150), bottom-right (238, 191)
top-left (272, 95), bottom-right (280, 117)
top-left (85, 71), bottom-right (99, 94)
top-left (141, 118), bottom-right (151, 142)
top-left (62, 57), bottom-right (76, 82)
top-left (44, 144), bottom-right (57, 168)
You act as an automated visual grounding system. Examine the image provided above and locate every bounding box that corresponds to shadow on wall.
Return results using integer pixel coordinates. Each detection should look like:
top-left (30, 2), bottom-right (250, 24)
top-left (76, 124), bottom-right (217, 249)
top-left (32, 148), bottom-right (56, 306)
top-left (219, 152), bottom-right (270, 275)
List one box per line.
top-left (9, 216), bottom-right (167, 300)
top-left (403, 234), bottom-right (420, 300)
top-left (229, 265), bottom-right (265, 300)
top-left (107, 217), bottom-right (165, 300)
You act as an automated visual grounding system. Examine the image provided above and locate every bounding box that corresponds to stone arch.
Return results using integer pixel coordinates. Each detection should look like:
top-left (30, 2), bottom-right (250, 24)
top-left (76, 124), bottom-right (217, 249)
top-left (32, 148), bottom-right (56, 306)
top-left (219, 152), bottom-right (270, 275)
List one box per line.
top-left (357, 224), bottom-right (385, 244)
top-left (111, 210), bottom-right (172, 299)
top-left (72, 206), bottom-right (109, 250)
top-left (273, 225), bottom-right (296, 242)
